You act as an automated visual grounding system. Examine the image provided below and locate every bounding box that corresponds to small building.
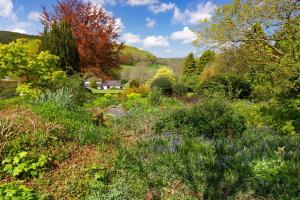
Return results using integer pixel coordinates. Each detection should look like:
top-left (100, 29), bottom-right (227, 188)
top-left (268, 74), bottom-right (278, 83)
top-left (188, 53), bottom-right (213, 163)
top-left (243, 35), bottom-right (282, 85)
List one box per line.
top-left (101, 80), bottom-right (122, 90)
top-left (84, 80), bottom-right (123, 90)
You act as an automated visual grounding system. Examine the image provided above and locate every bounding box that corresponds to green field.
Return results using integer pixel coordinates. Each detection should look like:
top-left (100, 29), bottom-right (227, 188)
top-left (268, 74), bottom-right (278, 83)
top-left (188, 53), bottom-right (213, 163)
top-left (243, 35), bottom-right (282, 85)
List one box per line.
top-left (120, 59), bottom-right (183, 82)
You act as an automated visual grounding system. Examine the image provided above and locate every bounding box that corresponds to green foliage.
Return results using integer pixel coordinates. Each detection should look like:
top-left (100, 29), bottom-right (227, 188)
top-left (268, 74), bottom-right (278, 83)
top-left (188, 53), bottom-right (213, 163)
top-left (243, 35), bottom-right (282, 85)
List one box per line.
top-left (198, 50), bottom-right (215, 72)
top-left (0, 182), bottom-right (37, 200)
top-left (121, 45), bottom-right (156, 64)
top-left (16, 84), bottom-right (41, 99)
top-left (32, 102), bottom-right (111, 144)
top-left (149, 87), bottom-right (162, 105)
top-left (147, 54), bottom-right (157, 65)
top-left (173, 83), bottom-right (188, 96)
top-left (2, 152), bottom-right (48, 179)
top-left (182, 53), bottom-right (199, 90)
top-left (89, 79), bottom-right (97, 89)
top-left (153, 66), bottom-right (176, 84)
top-left (155, 98), bottom-right (246, 138)
top-left (151, 77), bottom-right (173, 96)
top-left (41, 22), bottom-right (80, 74)
top-left (199, 73), bottom-right (252, 99)
top-left (35, 88), bottom-right (74, 109)
top-left (0, 39), bottom-right (66, 95)
top-left (129, 79), bottom-right (139, 88)
top-left (122, 93), bottom-right (148, 110)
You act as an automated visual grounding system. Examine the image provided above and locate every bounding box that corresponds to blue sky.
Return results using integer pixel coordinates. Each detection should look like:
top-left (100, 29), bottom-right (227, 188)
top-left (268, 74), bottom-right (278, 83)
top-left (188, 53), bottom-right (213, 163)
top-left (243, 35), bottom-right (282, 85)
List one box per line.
top-left (0, 0), bottom-right (229, 57)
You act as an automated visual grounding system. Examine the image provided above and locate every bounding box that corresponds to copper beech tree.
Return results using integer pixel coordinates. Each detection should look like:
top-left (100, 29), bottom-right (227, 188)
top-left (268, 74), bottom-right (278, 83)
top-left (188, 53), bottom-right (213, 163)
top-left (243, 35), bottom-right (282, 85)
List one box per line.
top-left (41, 0), bottom-right (123, 78)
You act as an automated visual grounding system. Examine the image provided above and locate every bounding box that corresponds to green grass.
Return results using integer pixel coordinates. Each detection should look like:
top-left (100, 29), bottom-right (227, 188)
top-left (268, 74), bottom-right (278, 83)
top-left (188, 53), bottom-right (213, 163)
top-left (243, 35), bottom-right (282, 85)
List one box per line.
top-left (120, 64), bottom-right (164, 82)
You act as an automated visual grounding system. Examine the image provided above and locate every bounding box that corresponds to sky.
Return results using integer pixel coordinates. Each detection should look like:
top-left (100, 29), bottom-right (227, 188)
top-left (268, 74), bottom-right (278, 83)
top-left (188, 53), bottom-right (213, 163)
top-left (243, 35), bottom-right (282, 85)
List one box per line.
top-left (0, 0), bottom-right (230, 58)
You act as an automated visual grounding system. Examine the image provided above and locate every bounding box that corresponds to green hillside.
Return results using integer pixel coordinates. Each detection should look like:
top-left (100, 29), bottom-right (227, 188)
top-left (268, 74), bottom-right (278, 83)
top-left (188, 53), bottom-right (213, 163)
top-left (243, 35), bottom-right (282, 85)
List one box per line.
top-left (121, 45), bottom-right (154, 61)
top-left (0, 31), bottom-right (39, 44)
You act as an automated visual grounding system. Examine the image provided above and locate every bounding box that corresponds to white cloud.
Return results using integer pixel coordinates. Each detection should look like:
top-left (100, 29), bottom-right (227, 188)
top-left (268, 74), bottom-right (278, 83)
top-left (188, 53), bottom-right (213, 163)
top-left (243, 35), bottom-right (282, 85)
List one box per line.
top-left (149, 2), bottom-right (175, 14)
top-left (165, 49), bottom-right (172, 53)
top-left (28, 11), bottom-right (41, 22)
top-left (146, 18), bottom-right (156, 28)
top-left (11, 28), bottom-right (27, 34)
top-left (115, 17), bottom-right (124, 32)
top-left (170, 26), bottom-right (196, 44)
top-left (121, 32), bottom-right (170, 48)
top-left (0, 0), bottom-right (16, 19)
top-left (88, 0), bottom-right (116, 6)
top-left (127, 0), bottom-right (157, 6)
top-left (143, 35), bottom-right (169, 47)
top-left (121, 32), bottom-right (142, 44)
top-left (172, 2), bottom-right (216, 25)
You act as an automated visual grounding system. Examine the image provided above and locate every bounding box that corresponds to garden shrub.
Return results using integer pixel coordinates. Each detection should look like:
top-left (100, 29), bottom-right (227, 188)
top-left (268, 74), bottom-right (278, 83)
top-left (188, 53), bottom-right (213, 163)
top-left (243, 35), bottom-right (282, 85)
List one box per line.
top-left (153, 67), bottom-right (176, 84)
top-left (90, 79), bottom-right (97, 89)
top-left (0, 182), bottom-right (37, 200)
top-left (129, 80), bottom-right (139, 88)
top-left (122, 93), bottom-right (148, 110)
top-left (155, 98), bottom-right (246, 138)
top-left (199, 73), bottom-right (252, 99)
top-left (35, 88), bottom-right (74, 109)
top-left (151, 77), bottom-right (173, 96)
top-left (16, 84), bottom-right (42, 100)
top-left (122, 86), bottom-right (150, 98)
top-left (2, 151), bottom-right (49, 179)
top-left (149, 87), bottom-right (162, 105)
top-left (173, 83), bottom-right (188, 96)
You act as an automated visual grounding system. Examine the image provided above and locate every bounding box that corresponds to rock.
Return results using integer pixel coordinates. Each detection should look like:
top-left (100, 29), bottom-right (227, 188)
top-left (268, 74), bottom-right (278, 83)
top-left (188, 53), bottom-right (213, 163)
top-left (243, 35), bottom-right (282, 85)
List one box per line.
top-left (106, 106), bottom-right (126, 118)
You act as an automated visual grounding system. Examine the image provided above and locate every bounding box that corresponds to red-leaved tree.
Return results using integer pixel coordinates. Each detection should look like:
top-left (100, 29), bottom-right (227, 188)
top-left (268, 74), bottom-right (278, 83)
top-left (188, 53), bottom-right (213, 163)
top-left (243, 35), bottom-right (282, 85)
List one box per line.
top-left (41, 0), bottom-right (123, 78)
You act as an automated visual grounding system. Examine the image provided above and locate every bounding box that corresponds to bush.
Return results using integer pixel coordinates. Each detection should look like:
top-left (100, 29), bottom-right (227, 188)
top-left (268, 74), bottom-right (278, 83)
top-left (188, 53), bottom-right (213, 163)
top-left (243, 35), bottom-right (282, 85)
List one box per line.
top-left (198, 73), bottom-right (252, 99)
top-left (35, 88), bottom-right (74, 109)
top-left (153, 67), bottom-right (176, 84)
top-left (129, 80), bottom-right (140, 88)
top-left (122, 86), bottom-right (150, 98)
top-left (90, 79), bottom-right (97, 89)
top-left (151, 77), bottom-right (173, 96)
top-left (0, 182), bottom-right (37, 199)
top-left (122, 93), bottom-right (148, 110)
top-left (2, 151), bottom-right (49, 179)
top-left (155, 98), bottom-right (246, 138)
top-left (149, 87), bottom-right (162, 105)
top-left (173, 83), bottom-right (188, 96)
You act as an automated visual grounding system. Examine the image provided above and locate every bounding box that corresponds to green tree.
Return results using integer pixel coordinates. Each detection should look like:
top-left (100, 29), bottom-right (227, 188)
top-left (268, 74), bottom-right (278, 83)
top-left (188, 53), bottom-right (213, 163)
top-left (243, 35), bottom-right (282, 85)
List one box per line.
top-left (0, 39), bottom-right (65, 90)
top-left (182, 53), bottom-right (198, 90)
top-left (196, 0), bottom-right (299, 59)
top-left (198, 50), bottom-right (216, 73)
top-left (41, 22), bottom-right (80, 74)
top-left (183, 53), bottom-right (196, 78)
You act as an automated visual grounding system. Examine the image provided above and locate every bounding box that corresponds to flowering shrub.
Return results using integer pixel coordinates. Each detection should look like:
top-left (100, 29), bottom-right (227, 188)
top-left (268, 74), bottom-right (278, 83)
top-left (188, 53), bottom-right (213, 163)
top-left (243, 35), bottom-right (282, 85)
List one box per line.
top-left (122, 86), bottom-right (150, 98)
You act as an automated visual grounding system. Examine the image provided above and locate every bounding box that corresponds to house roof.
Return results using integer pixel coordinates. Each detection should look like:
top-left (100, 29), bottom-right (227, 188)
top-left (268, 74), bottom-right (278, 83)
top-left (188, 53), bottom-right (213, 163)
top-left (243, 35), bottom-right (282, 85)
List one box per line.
top-left (101, 80), bottom-right (121, 87)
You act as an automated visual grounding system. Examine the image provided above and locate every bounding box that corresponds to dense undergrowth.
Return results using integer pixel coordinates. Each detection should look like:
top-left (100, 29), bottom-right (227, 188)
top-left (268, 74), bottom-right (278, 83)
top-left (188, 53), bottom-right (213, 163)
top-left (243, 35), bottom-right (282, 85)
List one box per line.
top-left (0, 85), bottom-right (299, 199)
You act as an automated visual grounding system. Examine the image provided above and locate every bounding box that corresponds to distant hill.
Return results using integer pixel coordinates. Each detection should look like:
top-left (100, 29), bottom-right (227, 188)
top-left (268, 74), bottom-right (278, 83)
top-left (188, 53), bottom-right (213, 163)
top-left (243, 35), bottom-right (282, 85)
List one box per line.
top-left (121, 45), bottom-right (155, 61)
top-left (0, 31), bottom-right (39, 44)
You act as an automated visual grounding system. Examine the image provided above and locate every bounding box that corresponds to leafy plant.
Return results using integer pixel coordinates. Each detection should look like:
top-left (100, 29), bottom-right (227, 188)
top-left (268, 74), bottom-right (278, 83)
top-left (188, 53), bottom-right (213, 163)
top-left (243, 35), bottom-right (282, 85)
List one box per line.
top-left (151, 77), bottom-right (173, 96)
top-left (0, 182), bottom-right (37, 200)
top-left (129, 80), bottom-right (139, 88)
top-left (2, 152), bottom-right (49, 179)
top-left (149, 87), bottom-right (162, 105)
top-left (155, 97), bottom-right (246, 138)
top-left (173, 83), bottom-right (188, 96)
